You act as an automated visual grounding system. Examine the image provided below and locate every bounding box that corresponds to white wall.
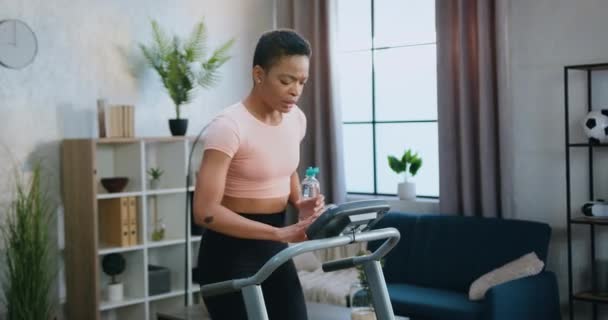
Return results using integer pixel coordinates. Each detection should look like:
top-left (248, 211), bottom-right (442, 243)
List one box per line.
top-left (0, 0), bottom-right (273, 316)
top-left (500, 0), bottom-right (608, 317)
top-left (0, 0), bottom-right (273, 195)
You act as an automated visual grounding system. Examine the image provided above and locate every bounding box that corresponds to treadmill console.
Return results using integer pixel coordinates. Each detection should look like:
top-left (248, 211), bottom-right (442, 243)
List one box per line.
top-left (305, 200), bottom-right (390, 240)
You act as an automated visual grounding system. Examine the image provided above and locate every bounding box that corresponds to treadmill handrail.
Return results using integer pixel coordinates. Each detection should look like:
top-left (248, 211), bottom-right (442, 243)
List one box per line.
top-left (200, 227), bottom-right (400, 298)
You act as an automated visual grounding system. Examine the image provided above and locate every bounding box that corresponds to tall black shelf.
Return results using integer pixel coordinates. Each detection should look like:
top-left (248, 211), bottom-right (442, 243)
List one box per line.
top-left (565, 62), bottom-right (608, 320)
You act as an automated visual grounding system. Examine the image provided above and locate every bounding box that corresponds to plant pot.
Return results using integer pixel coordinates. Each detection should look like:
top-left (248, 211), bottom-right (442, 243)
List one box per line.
top-left (151, 217), bottom-right (166, 241)
top-left (351, 307), bottom-right (376, 320)
top-left (397, 181), bottom-right (416, 200)
top-left (149, 179), bottom-right (160, 190)
top-left (169, 119), bottom-right (188, 136)
top-left (349, 283), bottom-right (375, 320)
top-left (107, 282), bottom-right (124, 302)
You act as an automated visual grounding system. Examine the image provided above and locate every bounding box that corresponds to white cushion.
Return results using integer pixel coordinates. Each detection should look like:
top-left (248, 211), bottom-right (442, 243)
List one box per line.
top-left (468, 252), bottom-right (544, 301)
top-left (293, 250), bottom-right (322, 272)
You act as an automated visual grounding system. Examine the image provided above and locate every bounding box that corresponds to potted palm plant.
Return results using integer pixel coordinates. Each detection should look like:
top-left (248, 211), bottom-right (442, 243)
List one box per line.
top-left (139, 19), bottom-right (234, 136)
top-left (388, 149), bottom-right (423, 200)
top-left (1, 164), bottom-right (56, 320)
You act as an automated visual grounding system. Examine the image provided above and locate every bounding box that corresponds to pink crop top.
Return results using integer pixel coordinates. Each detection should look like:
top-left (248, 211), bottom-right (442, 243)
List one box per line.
top-left (201, 102), bottom-right (306, 199)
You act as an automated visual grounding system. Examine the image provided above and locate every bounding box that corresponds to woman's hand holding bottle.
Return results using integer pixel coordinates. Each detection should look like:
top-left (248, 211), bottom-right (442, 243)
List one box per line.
top-left (297, 194), bottom-right (325, 220)
top-left (298, 167), bottom-right (326, 220)
top-left (276, 166), bottom-right (328, 243)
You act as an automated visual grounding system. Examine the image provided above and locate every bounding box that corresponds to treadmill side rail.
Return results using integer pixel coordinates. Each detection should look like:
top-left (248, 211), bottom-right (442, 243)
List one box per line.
top-left (200, 227), bottom-right (400, 297)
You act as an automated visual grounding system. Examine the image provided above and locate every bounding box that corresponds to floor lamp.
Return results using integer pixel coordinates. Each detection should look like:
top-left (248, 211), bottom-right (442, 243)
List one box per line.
top-left (184, 123), bottom-right (210, 306)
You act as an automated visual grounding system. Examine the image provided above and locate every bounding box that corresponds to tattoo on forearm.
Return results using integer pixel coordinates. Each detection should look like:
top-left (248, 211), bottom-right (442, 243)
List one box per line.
top-left (204, 216), bottom-right (214, 224)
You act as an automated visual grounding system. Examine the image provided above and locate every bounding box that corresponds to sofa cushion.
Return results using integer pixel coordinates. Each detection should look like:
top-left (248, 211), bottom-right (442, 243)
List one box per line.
top-left (468, 252), bottom-right (544, 300)
top-left (388, 283), bottom-right (483, 320)
top-left (369, 213), bottom-right (551, 292)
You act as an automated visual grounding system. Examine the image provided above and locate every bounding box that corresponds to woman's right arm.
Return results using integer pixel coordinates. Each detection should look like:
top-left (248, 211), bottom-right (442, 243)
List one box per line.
top-left (193, 149), bottom-right (312, 242)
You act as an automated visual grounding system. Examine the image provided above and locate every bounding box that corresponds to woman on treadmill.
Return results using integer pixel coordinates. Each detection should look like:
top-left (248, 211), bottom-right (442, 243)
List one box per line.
top-left (193, 29), bottom-right (325, 320)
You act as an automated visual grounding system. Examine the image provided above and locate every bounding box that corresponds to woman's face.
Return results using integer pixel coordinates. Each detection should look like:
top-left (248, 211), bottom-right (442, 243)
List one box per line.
top-left (256, 55), bottom-right (309, 113)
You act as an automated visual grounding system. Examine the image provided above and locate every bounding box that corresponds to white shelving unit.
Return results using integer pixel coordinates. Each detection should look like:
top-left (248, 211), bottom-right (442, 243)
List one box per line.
top-left (62, 137), bottom-right (205, 320)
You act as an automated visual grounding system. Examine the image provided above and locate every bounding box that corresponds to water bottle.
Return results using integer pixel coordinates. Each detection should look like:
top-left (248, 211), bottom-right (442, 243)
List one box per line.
top-left (301, 167), bottom-right (320, 199)
top-left (300, 167), bottom-right (320, 219)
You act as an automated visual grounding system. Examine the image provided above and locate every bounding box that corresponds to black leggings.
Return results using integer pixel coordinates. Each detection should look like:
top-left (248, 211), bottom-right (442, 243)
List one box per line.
top-left (196, 211), bottom-right (308, 320)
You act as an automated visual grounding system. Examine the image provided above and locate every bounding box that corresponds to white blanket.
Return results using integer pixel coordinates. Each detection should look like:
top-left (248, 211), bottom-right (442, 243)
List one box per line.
top-left (298, 268), bottom-right (359, 306)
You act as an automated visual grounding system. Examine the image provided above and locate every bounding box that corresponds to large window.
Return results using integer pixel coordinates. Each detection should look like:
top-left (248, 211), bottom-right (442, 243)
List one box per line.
top-left (336, 0), bottom-right (438, 197)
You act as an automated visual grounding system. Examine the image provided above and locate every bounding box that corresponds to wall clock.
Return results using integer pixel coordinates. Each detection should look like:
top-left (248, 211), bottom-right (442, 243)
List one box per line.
top-left (0, 19), bottom-right (38, 69)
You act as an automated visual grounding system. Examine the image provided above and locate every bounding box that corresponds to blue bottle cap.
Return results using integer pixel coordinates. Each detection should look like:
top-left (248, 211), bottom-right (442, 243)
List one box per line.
top-left (306, 167), bottom-right (319, 177)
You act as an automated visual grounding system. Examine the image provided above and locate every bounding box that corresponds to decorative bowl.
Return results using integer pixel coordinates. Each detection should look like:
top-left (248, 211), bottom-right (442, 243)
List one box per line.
top-left (101, 177), bottom-right (129, 193)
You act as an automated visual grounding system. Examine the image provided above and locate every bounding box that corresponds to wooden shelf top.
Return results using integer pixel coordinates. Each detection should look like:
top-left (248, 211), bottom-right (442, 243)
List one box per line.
top-left (99, 136), bottom-right (197, 144)
top-left (64, 136), bottom-right (199, 144)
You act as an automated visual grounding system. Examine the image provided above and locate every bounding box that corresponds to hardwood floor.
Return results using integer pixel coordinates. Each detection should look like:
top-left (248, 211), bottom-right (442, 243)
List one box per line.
top-left (156, 302), bottom-right (409, 319)
top-left (307, 302), bottom-right (409, 320)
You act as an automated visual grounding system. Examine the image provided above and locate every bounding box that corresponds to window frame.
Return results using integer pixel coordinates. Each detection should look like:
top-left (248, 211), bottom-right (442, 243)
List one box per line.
top-left (340, 0), bottom-right (439, 199)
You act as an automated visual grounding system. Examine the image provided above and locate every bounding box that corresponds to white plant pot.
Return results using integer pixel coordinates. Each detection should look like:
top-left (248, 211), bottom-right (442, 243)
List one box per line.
top-left (107, 282), bottom-right (124, 302)
top-left (149, 179), bottom-right (160, 190)
top-left (398, 181), bottom-right (416, 200)
top-left (351, 307), bottom-right (376, 320)
top-left (106, 310), bottom-right (118, 320)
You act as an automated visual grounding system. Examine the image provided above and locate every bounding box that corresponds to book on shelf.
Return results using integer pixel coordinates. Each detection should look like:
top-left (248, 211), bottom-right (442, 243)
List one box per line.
top-left (99, 197), bottom-right (138, 247)
top-left (128, 197), bottom-right (138, 245)
top-left (97, 99), bottom-right (107, 138)
top-left (97, 102), bottom-right (136, 138)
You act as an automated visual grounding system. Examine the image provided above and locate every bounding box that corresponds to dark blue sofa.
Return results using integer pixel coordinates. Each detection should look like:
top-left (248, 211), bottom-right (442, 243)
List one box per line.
top-left (368, 213), bottom-right (561, 320)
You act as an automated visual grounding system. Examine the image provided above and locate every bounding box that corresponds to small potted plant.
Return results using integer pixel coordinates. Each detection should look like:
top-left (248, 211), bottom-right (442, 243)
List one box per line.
top-left (151, 216), bottom-right (166, 242)
top-left (139, 19), bottom-right (234, 136)
top-left (147, 167), bottom-right (164, 189)
top-left (350, 267), bottom-right (374, 318)
top-left (102, 253), bottom-right (126, 302)
top-left (349, 251), bottom-right (383, 320)
top-left (149, 193), bottom-right (166, 241)
top-left (388, 149), bottom-right (422, 200)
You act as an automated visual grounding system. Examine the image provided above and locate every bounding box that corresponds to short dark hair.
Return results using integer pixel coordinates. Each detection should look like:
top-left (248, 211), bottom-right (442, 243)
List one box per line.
top-left (253, 29), bottom-right (311, 70)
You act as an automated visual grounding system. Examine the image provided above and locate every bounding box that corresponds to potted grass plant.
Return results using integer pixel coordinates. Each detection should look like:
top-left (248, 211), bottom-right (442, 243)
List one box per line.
top-left (1, 164), bottom-right (57, 320)
top-left (139, 19), bottom-right (234, 136)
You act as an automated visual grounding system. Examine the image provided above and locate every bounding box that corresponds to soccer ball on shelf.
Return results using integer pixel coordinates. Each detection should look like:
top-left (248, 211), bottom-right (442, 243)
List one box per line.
top-left (582, 109), bottom-right (608, 144)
